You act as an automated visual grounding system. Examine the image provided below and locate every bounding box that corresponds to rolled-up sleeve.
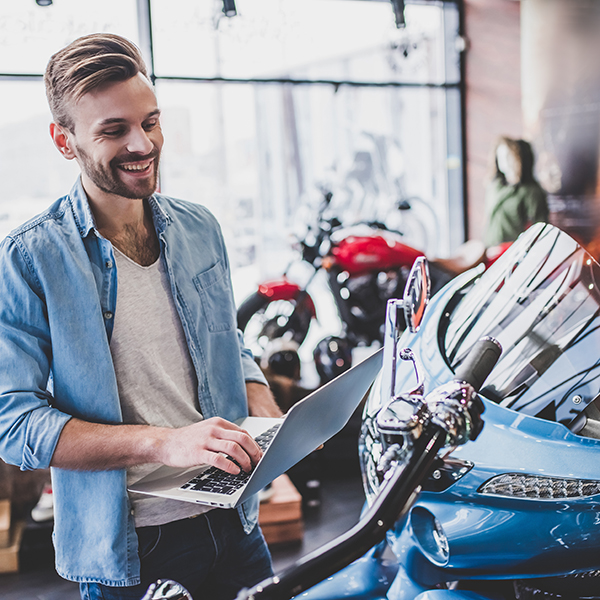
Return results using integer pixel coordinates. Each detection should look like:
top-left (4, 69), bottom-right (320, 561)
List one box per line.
top-left (0, 237), bottom-right (71, 470)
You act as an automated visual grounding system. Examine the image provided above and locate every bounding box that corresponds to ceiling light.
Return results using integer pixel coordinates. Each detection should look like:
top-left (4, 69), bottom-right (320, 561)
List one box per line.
top-left (222, 0), bottom-right (236, 17)
top-left (390, 0), bottom-right (405, 28)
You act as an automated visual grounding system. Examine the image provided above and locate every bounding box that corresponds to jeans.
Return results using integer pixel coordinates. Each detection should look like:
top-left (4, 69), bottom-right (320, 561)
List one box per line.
top-left (79, 509), bottom-right (273, 600)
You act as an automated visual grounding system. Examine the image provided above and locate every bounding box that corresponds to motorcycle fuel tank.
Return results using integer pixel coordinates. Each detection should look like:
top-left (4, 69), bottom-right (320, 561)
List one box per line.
top-left (329, 229), bottom-right (424, 276)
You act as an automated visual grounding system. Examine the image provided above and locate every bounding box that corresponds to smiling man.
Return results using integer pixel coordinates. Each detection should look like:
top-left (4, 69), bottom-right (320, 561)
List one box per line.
top-left (0, 33), bottom-right (281, 600)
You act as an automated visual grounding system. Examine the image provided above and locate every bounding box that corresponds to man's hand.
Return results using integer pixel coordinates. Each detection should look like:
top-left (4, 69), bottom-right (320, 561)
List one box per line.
top-left (159, 417), bottom-right (261, 474)
top-left (161, 385), bottom-right (281, 473)
top-left (51, 416), bottom-right (262, 474)
top-left (50, 384), bottom-right (281, 473)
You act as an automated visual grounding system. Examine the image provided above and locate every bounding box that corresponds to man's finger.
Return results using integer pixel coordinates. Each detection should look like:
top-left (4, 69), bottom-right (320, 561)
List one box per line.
top-left (211, 452), bottom-right (245, 475)
top-left (206, 430), bottom-right (262, 473)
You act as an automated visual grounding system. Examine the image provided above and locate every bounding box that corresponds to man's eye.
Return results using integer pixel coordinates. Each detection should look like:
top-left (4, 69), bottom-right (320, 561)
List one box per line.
top-left (143, 120), bottom-right (159, 131)
top-left (103, 129), bottom-right (125, 137)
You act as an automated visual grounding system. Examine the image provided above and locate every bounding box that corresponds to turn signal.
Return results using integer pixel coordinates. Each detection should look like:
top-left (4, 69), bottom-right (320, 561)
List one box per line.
top-left (479, 473), bottom-right (600, 500)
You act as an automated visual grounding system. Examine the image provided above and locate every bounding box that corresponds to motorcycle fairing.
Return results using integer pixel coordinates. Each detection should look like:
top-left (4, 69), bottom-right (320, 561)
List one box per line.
top-left (297, 545), bottom-right (398, 600)
top-left (358, 224), bottom-right (600, 592)
top-left (362, 222), bottom-right (600, 430)
top-left (445, 223), bottom-right (600, 426)
top-left (413, 592), bottom-right (492, 600)
top-left (387, 398), bottom-right (600, 584)
top-left (387, 572), bottom-right (495, 600)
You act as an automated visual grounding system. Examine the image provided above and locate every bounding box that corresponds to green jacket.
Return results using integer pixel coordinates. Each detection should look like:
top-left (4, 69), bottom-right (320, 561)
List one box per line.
top-left (484, 178), bottom-right (549, 247)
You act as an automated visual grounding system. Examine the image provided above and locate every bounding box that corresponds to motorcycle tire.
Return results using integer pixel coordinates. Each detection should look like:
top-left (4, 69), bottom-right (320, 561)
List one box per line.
top-left (237, 292), bottom-right (312, 357)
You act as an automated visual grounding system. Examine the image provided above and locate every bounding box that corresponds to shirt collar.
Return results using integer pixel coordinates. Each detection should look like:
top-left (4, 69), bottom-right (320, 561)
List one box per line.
top-left (68, 177), bottom-right (171, 238)
top-left (68, 177), bottom-right (96, 238)
top-left (147, 195), bottom-right (171, 234)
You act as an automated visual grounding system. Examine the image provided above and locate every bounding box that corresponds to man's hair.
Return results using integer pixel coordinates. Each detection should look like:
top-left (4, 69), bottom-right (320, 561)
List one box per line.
top-left (44, 33), bottom-right (149, 131)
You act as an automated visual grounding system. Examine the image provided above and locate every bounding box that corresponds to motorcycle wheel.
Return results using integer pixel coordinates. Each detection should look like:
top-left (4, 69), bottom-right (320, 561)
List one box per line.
top-left (237, 292), bottom-right (312, 357)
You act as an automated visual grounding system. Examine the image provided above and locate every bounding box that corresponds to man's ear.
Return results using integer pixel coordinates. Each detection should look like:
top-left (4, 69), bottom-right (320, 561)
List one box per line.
top-left (49, 122), bottom-right (76, 160)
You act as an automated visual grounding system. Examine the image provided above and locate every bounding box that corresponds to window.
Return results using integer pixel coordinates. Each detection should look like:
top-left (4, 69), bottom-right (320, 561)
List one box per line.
top-left (0, 0), bottom-right (138, 234)
top-left (0, 0), bottom-right (464, 301)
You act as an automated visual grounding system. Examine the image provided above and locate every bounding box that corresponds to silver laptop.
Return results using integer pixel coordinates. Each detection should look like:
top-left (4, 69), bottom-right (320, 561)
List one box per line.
top-left (129, 348), bottom-right (382, 509)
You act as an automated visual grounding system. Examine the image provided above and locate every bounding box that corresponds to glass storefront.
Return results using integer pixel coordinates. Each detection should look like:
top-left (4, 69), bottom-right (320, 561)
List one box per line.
top-left (0, 0), bottom-right (463, 300)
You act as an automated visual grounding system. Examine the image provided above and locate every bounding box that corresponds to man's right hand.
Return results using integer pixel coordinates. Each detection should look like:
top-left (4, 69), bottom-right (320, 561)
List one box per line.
top-left (158, 417), bottom-right (262, 474)
top-left (50, 417), bottom-right (262, 473)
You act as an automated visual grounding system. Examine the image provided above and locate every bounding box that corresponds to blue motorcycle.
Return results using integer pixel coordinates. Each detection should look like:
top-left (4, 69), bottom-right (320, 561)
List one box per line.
top-left (146, 222), bottom-right (600, 600)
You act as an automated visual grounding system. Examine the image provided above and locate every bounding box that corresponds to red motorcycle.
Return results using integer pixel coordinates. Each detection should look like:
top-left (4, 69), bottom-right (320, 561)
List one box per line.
top-left (237, 191), bottom-right (501, 383)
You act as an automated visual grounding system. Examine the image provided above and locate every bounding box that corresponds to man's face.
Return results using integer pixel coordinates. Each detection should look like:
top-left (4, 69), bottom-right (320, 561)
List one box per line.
top-left (61, 73), bottom-right (164, 201)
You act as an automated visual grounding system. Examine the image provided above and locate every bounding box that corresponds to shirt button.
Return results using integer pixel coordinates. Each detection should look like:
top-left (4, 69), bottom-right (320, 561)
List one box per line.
top-left (104, 311), bottom-right (114, 320)
top-left (105, 260), bottom-right (113, 269)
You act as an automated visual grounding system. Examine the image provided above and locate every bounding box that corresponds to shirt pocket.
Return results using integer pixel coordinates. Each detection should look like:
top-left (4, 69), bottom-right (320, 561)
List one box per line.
top-left (193, 260), bottom-right (236, 333)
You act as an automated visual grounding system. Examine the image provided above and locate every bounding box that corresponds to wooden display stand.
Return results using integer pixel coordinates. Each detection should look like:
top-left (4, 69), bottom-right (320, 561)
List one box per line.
top-left (0, 499), bottom-right (10, 549)
top-left (259, 475), bottom-right (304, 545)
top-left (0, 499), bottom-right (24, 573)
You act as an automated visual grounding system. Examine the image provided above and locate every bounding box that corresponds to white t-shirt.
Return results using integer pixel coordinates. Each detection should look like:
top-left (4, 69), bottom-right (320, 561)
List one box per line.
top-left (110, 247), bottom-right (211, 526)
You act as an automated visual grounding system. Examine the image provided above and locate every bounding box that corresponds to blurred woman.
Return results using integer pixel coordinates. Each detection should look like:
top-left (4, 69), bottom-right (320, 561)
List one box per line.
top-left (484, 137), bottom-right (549, 246)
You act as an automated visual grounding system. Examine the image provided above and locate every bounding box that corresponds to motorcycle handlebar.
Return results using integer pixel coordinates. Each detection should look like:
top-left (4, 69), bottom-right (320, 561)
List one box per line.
top-left (193, 339), bottom-right (499, 600)
top-left (230, 339), bottom-right (502, 600)
top-left (235, 427), bottom-right (447, 600)
top-left (454, 336), bottom-right (502, 393)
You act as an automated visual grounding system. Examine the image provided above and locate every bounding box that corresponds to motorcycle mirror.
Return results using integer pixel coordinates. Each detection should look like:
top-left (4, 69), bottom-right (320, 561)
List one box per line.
top-left (141, 580), bottom-right (193, 600)
top-left (402, 256), bottom-right (430, 334)
top-left (382, 257), bottom-right (430, 404)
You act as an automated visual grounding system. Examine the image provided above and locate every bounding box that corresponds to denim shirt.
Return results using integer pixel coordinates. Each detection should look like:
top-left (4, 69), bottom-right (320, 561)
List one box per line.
top-left (0, 179), bottom-right (267, 586)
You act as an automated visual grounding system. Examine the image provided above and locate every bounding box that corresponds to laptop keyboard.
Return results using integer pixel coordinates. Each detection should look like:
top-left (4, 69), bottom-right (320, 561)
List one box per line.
top-left (179, 423), bottom-right (281, 496)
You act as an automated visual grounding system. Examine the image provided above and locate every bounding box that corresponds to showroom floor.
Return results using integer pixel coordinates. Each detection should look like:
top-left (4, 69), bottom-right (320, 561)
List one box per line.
top-left (0, 458), bottom-right (366, 600)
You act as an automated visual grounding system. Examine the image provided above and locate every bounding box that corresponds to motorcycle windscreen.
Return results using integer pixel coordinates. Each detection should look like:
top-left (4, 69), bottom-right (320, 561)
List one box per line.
top-left (444, 222), bottom-right (600, 426)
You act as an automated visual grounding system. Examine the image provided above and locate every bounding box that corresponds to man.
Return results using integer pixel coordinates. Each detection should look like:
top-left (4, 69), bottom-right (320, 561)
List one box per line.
top-left (0, 33), bottom-right (282, 600)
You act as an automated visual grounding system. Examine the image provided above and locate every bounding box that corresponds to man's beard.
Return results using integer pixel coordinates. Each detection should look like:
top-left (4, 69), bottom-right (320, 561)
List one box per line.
top-left (76, 144), bottom-right (160, 200)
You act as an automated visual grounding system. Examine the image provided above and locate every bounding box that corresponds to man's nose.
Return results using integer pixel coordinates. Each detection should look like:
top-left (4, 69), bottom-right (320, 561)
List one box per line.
top-left (126, 127), bottom-right (154, 155)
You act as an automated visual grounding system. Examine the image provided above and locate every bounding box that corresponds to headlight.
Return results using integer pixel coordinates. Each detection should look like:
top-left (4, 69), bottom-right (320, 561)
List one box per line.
top-left (359, 372), bottom-right (385, 504)
top-left (479, 473), bottom-right (600, 500)
top-left (359, 413), bottom-right (383, 504)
